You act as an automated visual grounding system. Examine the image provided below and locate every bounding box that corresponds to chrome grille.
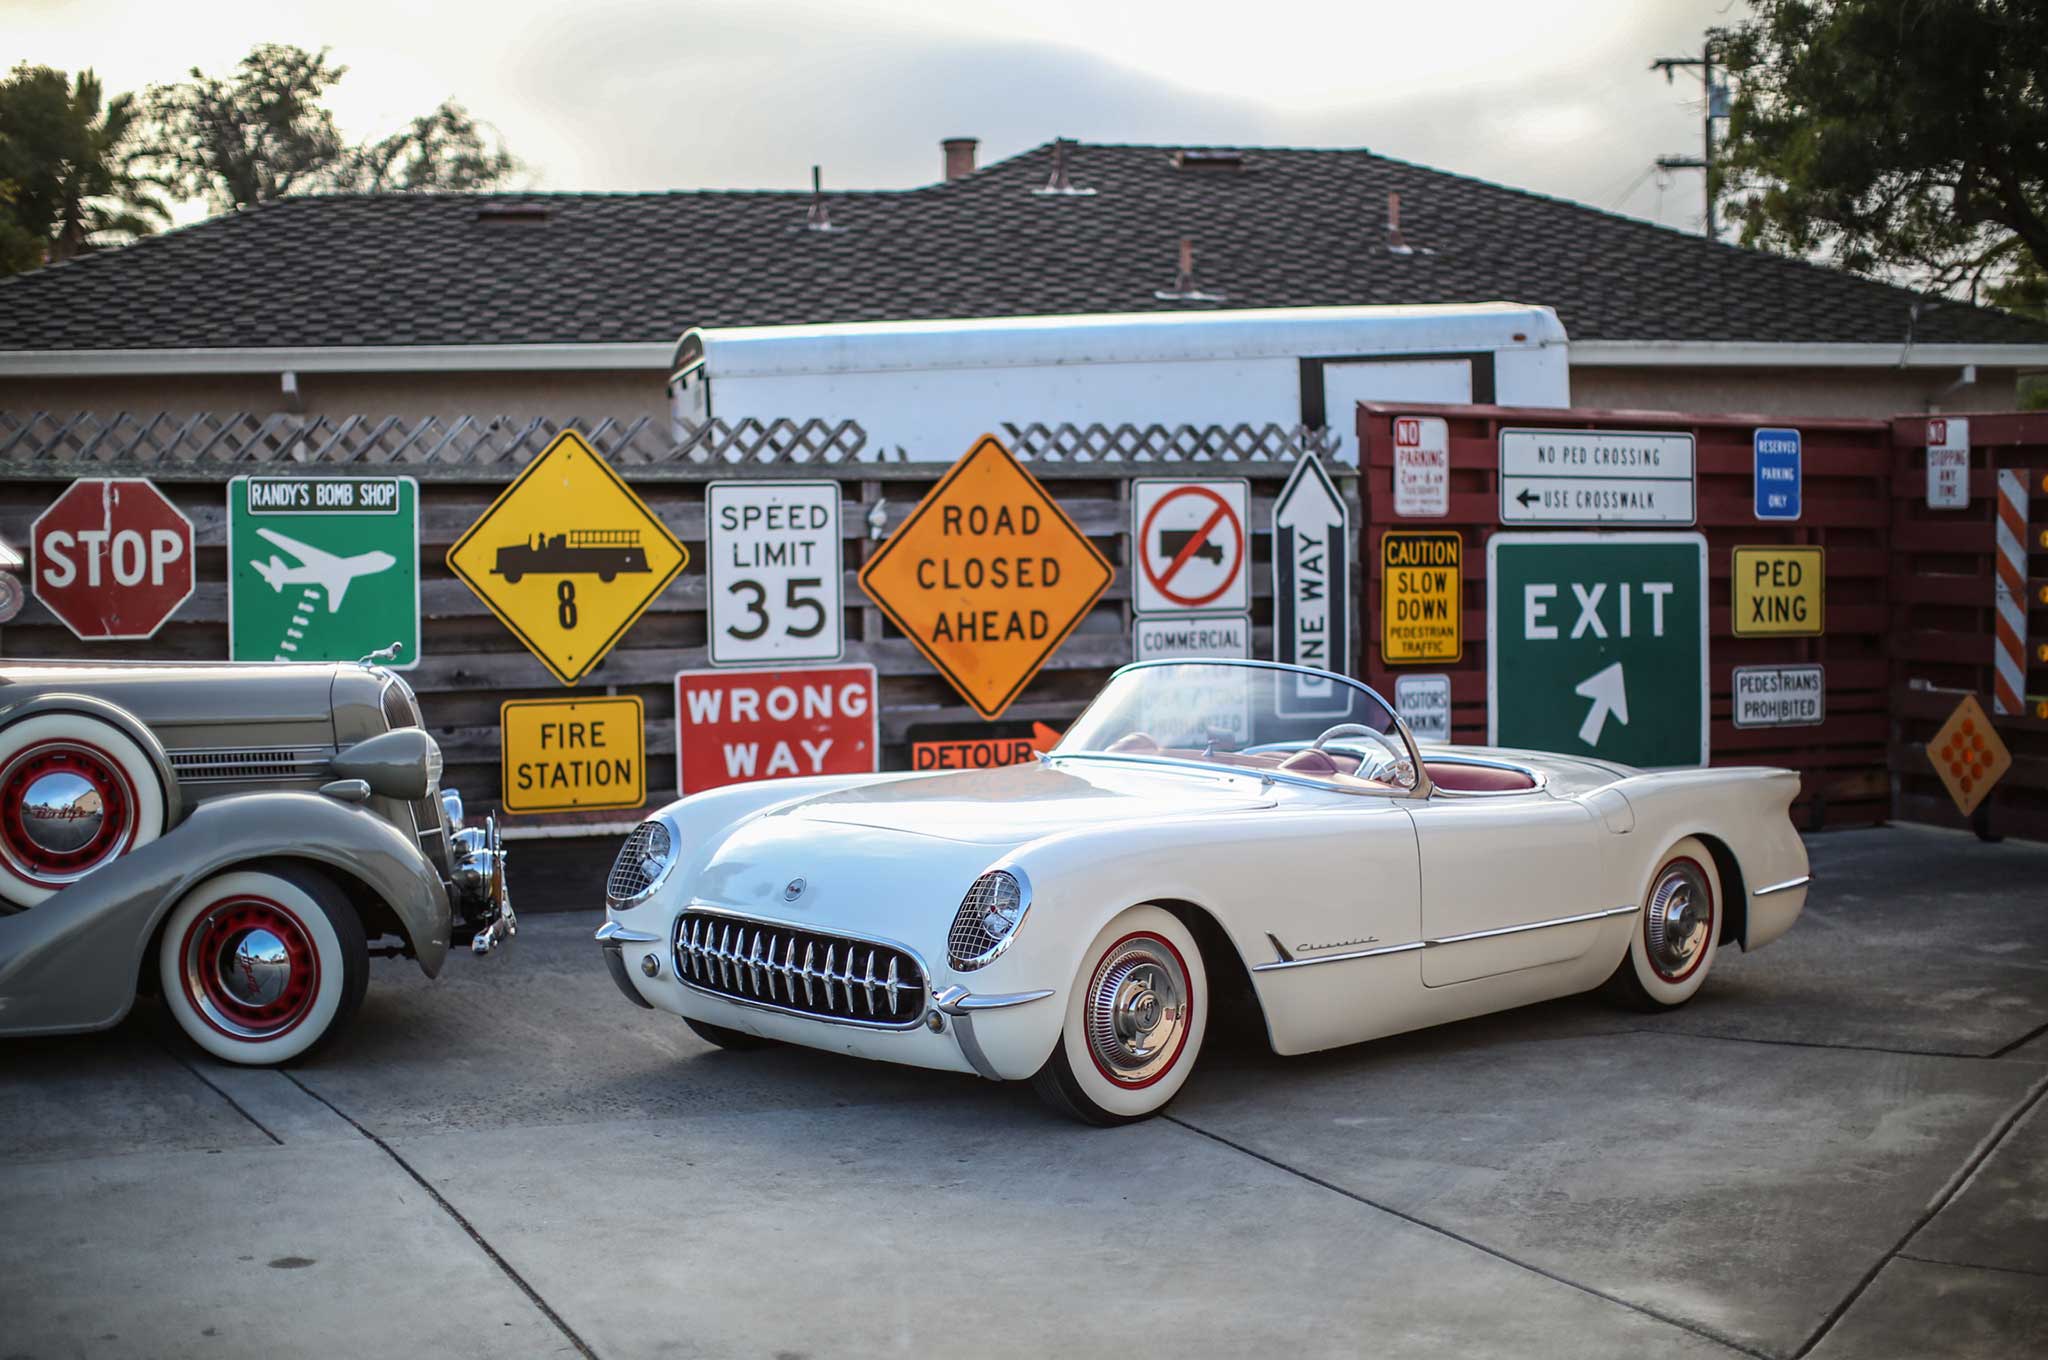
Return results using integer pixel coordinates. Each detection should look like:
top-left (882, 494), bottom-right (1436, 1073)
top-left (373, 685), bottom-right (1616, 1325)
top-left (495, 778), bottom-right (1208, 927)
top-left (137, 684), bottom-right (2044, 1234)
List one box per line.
top-left (948, 875), bottom-right (1008, 967)
top-left (607, 821), bottom-right (671, 902)
top-left (380, 678), bottom-right (420, 729)
top-left (169, 747), bottom-right (331, 782)
top-left (673, 911), bottom-right (926, 1028)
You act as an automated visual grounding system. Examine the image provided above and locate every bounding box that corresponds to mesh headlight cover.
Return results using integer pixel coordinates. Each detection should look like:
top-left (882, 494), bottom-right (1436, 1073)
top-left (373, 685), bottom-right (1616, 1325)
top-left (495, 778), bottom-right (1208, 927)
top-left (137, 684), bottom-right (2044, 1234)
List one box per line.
top-left (948, 870), bottom-right (1028, 970)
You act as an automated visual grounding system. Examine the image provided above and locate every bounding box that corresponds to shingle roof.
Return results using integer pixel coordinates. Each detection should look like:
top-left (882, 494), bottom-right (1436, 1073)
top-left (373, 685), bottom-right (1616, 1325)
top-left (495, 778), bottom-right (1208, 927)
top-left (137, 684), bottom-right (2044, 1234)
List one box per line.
top-left (3, 141), bottom-right (2044, 352)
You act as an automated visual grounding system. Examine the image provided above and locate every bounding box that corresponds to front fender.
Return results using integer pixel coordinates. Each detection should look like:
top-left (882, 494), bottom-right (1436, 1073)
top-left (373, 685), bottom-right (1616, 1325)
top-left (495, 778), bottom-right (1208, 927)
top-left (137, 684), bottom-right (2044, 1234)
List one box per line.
top-left (0, 791), bottom-right (450, 1037)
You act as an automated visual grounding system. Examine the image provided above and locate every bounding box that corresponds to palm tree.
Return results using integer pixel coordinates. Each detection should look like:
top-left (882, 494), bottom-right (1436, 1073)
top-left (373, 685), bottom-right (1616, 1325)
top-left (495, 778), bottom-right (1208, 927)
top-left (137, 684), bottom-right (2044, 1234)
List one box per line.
top-left (0, 65), bottom-right (169, 272)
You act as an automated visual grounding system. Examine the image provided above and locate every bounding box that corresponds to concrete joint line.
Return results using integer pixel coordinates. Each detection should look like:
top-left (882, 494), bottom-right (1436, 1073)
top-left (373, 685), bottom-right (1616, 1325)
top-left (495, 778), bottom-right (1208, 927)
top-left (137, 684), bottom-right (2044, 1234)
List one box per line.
top-left (1893, 1252), bottom-right (2048, 1280)
top-left (165, 1047), bottom-right (283, 1146)
top-left (279, 1071), bottom-right (601, 1360)
top-left (1791, 1072), bottom-right (2048, 1360)
top-left (1163, 1114), bottom-right (1773, 1360)
top-left (1629, 1027), bottom-right (1998, 1063)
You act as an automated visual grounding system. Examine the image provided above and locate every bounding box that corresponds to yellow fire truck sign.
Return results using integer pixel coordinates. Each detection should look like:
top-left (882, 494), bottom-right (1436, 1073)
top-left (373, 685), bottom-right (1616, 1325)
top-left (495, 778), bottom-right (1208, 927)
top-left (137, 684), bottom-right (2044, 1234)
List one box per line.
top-left (1929, 693), bottom-right (2011, 818)
top-left (859, 434), bottom-right (1112, 719)
top-left (1731, 545), bottom-right (1824, 637)
top-left (1381, 531), bottom-right (1462, 664)
top-left (499, 695), bottom-right (646, 815)
top-left (448, 430), bottom-right (688, 685)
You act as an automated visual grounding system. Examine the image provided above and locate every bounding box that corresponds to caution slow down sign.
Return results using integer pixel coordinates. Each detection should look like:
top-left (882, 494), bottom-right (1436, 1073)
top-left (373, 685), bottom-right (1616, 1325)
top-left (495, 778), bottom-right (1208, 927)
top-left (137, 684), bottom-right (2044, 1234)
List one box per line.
top-left (674, 665), bottom-right (878, 795)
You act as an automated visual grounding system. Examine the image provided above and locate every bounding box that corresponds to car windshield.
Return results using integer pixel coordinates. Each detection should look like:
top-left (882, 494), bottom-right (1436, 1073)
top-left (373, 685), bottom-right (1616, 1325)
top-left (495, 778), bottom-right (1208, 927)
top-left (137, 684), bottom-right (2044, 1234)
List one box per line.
top-left (1055, 661), bottom-right (1419, 792)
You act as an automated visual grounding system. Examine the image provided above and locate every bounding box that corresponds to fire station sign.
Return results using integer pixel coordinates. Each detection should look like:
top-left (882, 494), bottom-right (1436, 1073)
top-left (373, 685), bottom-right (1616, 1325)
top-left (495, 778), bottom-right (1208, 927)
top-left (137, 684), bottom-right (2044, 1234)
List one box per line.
top-left (859, 435), bottom-right (1112, 720)
top-left (1498, 429), bottom-right (1696, 526)
top-left (31, 478), bottom-right (194, 640)
top-left (1732, 665), bottom-right (1825, 729)
top-left (706, 481), bottom-right (842, 666)
top-left (1132, 478), bottom-right (1250, 615)
top-left (500, 695), bottom-right (646, 815)
top-left (1381, 531), bottom-right (1462, 664)
top-left (676, 664), bottom-right (877, 795)
top-left (1731, 546), bottom-right (1824, 637)
top-left (1488, 532), bottom-right (1709, 767)
top-left (228, 476), bottom-right (421, 667)
top-left (1928, 693), bottom-right (2010, 817)
top-left (447, 430), bottom-right (689, 685)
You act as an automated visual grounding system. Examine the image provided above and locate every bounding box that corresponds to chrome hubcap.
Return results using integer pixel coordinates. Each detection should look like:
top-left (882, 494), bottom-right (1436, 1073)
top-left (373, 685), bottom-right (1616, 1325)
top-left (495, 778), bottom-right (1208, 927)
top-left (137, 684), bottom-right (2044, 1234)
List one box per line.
top-left (219, 928), bottom-right (292, 1007)
top-left (19, 771), bottom-right (105, 854)
top-left (1644, 860), bottom-right (1713, 982)
top-left (1085, 938), bottom-right (1189, 1086)
top-left (0, 741), bottom-right (133, 885)
top-left (181, 897), bottom-right (320, 1041)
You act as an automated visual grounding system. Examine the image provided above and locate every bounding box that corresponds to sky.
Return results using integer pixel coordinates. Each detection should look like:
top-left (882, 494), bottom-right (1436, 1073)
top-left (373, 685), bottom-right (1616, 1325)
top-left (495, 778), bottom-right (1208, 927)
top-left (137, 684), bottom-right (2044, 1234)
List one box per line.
top-left (7, 0), bottom-right (1746, 234)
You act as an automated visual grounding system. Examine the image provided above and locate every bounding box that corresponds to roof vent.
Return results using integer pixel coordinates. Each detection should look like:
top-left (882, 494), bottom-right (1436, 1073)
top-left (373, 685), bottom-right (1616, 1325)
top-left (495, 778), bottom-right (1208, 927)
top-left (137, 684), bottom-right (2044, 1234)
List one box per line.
top-left (475, 203), bottom-right (550, 225)
top-left (805, 165), bottom-right (847, 233)
top-left (1153, 237), bottom-right (1227, 303)
top-left (1173, 148), bottom-right (1245, 172)
top-left (1032, 138), bottom-right (1096, 197)
top-left (1385, 191), bottom-right (1434, 256)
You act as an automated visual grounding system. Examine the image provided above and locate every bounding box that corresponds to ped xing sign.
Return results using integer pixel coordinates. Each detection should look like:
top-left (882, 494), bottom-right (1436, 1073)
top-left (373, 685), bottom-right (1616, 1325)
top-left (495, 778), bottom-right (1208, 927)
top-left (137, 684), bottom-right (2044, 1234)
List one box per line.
top-left (859, 435), bottom-right (1112, 720)
top-left (1498, 429), bottom-right (1696, 526)
top-left (1732, 546), bottom-right (1824, 637)
top-left (1488, 532), bottom-right (1708, 767)
top-left (500, 695), bottom-right (646, 815)
top-left (1381, 531), bottom-right (1462, 664)
top-left (676, 664), bottom-right (877, 795)
top-left (229, 476), bottom-right (420, 667)
top-left (447, 430), bottom-right (689, 685)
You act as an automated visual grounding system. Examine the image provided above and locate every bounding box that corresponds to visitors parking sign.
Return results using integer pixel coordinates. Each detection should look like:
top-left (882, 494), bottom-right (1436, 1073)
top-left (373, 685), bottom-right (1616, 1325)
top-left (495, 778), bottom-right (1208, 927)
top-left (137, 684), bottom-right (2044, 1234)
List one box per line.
top-left (228, 476), bottom-right (420, 667)
top-left (1487, 532), bottom-right (1708, 766)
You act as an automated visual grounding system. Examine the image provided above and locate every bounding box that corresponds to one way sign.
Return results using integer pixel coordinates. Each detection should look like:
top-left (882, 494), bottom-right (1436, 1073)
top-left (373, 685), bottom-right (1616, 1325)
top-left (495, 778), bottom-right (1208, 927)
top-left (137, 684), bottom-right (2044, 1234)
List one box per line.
top-left (1486, 532), bottom-right (1707, 766)
top-left (1272, 455), bottom-right (1352, 715)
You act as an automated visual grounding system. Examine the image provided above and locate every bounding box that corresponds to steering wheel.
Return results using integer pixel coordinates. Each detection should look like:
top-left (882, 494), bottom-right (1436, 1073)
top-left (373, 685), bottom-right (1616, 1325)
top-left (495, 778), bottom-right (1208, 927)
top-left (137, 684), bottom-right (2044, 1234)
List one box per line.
top-left (1310, 723), bottom-right (1417, 788)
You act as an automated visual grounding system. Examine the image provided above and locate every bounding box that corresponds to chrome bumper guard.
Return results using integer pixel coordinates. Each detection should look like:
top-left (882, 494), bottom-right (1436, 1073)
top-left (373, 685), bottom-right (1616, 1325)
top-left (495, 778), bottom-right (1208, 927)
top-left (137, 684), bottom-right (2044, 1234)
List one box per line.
top-left (449, 805), bottom-right (516, 954)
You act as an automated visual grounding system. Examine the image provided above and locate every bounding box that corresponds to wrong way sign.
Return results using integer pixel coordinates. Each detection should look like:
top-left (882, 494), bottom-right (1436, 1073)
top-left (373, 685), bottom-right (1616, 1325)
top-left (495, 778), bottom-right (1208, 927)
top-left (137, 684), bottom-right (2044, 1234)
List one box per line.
top-left (1132, 479), bottom-right (1249, 615)
top-left (675, 664), bottom-right (877, 795)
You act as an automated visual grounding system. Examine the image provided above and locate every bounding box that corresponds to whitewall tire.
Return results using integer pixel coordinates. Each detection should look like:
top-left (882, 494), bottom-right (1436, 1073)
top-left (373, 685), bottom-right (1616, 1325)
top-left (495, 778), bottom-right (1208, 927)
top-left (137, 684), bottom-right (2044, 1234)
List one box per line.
top-left (1032, 905), bottom-right (1208, 1125)
top-left (0, 712), bottom-right (166, 908)
top-left (158, 866), bottom-right (368, 1065)
top-left (1605, 836), bottom-right (1721, 1011)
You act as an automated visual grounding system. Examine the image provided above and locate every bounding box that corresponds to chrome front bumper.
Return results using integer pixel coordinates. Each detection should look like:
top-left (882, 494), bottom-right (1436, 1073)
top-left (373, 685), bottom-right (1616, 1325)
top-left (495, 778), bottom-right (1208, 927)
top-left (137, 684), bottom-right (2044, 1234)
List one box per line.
top-left (448, 800), bottom-right (515, 954)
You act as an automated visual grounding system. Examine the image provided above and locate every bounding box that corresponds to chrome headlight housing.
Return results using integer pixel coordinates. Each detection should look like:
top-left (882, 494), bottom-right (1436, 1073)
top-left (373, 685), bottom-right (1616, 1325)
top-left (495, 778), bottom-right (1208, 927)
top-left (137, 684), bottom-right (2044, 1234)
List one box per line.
top-left (947, 869), bottom-right (1031, 971)
top-left (607, 816), bottom-right (677, 908)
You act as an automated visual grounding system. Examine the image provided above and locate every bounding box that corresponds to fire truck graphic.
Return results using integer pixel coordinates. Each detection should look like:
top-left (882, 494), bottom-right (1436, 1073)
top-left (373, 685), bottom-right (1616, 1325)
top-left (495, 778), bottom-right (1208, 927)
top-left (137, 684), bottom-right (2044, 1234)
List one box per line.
top-left (492, 529), bottom-right (651, 583)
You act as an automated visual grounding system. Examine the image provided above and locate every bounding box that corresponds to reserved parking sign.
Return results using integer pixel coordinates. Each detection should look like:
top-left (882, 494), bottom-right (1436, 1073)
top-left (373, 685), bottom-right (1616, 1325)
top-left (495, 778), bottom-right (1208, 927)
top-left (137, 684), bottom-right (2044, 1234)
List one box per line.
top-left (1753, 428), bottom-right (1802, 521)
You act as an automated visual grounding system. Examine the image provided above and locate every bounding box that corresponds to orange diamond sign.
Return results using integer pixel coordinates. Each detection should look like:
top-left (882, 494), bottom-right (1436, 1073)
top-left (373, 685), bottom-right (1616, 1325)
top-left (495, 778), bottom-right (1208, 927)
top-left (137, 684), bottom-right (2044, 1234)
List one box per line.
top-left (860, 435), bottom-right (1112, 719)
top-left (1929, 693), bottom-right (2011, 817)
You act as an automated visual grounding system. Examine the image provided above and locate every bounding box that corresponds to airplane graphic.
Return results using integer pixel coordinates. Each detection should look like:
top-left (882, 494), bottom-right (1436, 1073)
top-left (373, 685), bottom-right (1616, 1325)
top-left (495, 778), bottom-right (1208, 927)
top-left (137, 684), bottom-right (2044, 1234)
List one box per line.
top-left (250, 528), bottom-right (396, 612)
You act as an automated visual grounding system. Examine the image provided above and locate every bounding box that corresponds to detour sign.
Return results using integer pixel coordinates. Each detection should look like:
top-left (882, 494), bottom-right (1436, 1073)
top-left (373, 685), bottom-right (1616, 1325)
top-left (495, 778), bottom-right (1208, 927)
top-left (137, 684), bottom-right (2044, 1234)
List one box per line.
top-left (860, 435), bottom-right (1112, 719)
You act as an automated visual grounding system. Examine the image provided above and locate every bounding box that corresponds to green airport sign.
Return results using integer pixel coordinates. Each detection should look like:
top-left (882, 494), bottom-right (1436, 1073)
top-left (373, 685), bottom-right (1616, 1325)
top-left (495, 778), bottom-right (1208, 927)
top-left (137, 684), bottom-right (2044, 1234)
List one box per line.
top-left (228, 476), bottom-right (422, 668)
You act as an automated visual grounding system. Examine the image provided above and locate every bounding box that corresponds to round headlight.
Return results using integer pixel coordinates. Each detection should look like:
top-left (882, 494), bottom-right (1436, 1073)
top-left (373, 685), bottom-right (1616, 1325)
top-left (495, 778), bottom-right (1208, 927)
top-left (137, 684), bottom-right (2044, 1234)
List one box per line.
top-left (948, 869), bottom-right (1031, 971)
top-left (607, 818), bottom-right (676, 907)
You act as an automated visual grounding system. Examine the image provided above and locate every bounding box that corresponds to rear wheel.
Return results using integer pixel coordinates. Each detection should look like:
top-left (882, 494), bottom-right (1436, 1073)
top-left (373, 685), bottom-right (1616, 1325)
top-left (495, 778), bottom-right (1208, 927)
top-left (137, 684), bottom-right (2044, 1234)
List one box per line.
top-left (683, 1016), bottom-right (777, 1050)
top-left (158, 865), bottom-right (368, 1065)
top-left (1603, 837), bottom-right (1721, 1011)
top-left (1032, 906), bottom-right (1207, 1126)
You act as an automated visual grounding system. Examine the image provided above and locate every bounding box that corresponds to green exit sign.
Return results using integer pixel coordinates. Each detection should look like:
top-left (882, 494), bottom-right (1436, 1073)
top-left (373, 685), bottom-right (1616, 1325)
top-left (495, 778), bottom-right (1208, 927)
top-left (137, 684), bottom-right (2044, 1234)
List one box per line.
top-left (1486, 532), bottom-right (1708, 767)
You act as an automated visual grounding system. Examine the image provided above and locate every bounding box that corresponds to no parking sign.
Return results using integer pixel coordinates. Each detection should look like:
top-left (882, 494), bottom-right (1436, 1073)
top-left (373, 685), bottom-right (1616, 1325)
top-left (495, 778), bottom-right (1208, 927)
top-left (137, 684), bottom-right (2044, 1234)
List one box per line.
top-left (1131, 479), bottom-right (1249, 615)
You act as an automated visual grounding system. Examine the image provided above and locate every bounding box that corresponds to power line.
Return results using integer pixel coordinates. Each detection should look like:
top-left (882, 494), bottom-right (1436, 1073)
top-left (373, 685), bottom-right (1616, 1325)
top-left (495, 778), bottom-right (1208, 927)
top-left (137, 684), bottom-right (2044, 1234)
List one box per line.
top-left (1649, 38), bottom-right (1729, 240)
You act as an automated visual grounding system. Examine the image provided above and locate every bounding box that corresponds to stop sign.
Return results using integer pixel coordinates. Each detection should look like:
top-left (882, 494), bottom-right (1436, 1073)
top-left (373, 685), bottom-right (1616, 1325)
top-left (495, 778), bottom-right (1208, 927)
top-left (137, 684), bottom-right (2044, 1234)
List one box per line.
top-left (32, 478), bottom-right (196, 640)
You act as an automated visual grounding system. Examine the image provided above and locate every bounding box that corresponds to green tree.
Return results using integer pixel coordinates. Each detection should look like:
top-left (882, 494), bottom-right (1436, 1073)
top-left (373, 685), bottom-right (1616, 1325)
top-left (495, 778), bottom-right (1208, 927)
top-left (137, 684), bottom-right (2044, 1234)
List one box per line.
top-left (146, 44), bottom-right (517, 211)
top-left (0, 65), bottom-right (168, 274)
top-left (1715, 0), bottom-right (2048, 315)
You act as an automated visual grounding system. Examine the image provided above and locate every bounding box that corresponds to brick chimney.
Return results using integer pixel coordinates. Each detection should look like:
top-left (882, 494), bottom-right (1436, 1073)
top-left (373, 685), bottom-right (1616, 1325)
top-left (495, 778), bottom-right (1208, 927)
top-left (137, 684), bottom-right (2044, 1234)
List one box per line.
top-left (942, 137), bottom-right (978, 181)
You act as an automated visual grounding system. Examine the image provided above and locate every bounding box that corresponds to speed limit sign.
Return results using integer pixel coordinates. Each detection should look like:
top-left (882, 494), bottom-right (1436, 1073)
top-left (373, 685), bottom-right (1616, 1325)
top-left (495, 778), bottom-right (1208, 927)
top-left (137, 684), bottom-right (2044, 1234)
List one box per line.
top-left (706, 481), bottom-right (844, 665)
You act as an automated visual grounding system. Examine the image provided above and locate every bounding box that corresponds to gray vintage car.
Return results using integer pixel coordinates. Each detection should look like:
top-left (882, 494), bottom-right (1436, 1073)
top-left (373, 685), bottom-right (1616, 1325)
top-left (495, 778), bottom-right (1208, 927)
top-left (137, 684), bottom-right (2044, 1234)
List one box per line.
top-left (0, 657), bottom-right (512, 1063)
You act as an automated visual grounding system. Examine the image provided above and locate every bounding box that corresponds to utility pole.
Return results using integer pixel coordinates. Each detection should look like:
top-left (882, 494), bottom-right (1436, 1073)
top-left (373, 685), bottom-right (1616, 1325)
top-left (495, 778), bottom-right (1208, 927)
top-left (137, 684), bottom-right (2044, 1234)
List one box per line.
top-left (1651, 39), bottom-right (1728, 239)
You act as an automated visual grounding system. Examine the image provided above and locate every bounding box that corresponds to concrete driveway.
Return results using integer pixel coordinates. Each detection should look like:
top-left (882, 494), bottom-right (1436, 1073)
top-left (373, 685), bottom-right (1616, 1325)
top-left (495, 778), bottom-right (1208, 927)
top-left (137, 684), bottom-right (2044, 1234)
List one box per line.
top-left (3, 824), bottom-right (2043, 1359)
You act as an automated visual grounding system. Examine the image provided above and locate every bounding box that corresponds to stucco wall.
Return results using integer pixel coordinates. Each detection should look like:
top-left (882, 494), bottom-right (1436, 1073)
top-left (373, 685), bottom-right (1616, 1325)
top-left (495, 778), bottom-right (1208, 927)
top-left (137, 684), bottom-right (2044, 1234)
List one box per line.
top-left (1567, 364), bottom-right (2023, 419)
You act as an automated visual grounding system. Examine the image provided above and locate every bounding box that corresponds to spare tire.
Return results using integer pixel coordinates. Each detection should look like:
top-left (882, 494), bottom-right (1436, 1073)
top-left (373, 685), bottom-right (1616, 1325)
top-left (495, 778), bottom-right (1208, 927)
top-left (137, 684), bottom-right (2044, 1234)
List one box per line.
top-left (0, 711), bottom-right (168, 908)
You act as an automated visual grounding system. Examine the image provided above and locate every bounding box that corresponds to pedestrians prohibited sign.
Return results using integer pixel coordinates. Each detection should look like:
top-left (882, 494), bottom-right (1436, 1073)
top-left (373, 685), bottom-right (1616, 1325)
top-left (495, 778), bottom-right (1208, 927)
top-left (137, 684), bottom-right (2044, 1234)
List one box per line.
top-left (1731, 545), bottom-right (1824, 637)
top-left (1132, 478), bottom-right (1249, 614)
top-left (676, 664), bottom-right (877, 795)
top-left (1498, 429), bottom-right (1696, 526)
top-left (1753, 428), bottom-right (1802, 521)
top-left (859, 435), bottom-right (1112, 720)
top-left (1392, 416), bottom-right (1450, 518)
top-left (706, 481), bottom-right (842, 666)
top-left (32, 478), bottom-right (194, 640)
top-left (447, 430), bottom-right (688, 685)
top-left (1732, 665), bottom-right (1825, 729)
top-left (1487, 532), bottom-right (1708, 767)
top-left (1381, 531), bottom-right (1462, 664)
top-left (500, 695), bottom-right (646, 815)
top-left (228, 477), bottom-right (420, 667)
top-left (1273, 455), bottom-right (1351, 682)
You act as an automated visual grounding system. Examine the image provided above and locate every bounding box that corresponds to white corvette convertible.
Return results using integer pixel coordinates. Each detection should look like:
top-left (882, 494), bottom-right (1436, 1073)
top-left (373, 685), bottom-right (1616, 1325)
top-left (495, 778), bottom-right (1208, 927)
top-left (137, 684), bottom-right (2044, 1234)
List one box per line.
top-left (598, 660), bottom-right (1809, 1124)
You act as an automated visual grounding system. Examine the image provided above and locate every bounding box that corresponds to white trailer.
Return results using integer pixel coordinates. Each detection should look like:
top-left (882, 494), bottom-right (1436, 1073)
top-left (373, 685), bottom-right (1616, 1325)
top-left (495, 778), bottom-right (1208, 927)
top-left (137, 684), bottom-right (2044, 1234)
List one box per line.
top-left (669, 303), bottom-right (1570, 463)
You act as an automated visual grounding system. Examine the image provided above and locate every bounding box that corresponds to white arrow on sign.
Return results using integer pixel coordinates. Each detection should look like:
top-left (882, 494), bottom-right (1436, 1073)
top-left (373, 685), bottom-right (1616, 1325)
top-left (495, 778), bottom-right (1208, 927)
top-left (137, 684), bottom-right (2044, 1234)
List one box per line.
top-left (1573, 661), bottom-right (1630, 746)
top-left (1272, 454), bottom-right (1351, 713)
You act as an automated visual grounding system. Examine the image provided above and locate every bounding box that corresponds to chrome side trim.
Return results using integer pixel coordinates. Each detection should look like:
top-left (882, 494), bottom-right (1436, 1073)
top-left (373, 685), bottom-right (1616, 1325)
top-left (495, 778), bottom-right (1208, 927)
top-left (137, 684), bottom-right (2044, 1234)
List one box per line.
top-left (950, 1012), bottom-right (1003, 1081)
top-left (931, 984), bottom-right (1057, 1014)
top-left (595, 921), bottom-right (663, 944)
top-left (1252, 940), bottom-right (1424, 973)
top-left (1424, 905), bottom-right (1637, 947)
top-left (1264, 932), bottom-right (1296, 963)
top-left (1753, 875), bottom-right (1811, 897)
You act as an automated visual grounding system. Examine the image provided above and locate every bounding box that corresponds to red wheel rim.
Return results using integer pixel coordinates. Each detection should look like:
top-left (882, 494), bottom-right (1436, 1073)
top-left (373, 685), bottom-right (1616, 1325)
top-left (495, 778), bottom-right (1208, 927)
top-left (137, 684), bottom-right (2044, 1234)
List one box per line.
top-left (0, 739), bottom-right (136, 887)
top-left (179, 895), bottom-right (322, 1041)
top-left (1084, 931), bottom-right (1196, 1089)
